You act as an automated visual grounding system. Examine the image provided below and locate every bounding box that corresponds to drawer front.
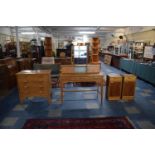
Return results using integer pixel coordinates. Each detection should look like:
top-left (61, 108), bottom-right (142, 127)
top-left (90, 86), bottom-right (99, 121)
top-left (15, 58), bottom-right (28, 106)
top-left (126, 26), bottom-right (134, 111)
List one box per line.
top-left (18, 90), bottom-right (29, 97)
top-left (17, 76), bottom-right (50, 87)
top-left (124, 76), bottom-right (136, 81)
top-left (17, 74), bottom-right (49, 81)
top-left (106, 81), bottom-right (122, 100)
top-left (18, 84), bottom-right (50, 93)
top-left (18, 84), bottom-right (29, 91)
top-left (122, 81), bottom-right (136, 96)
top-left (29, 85), bottom-right (49, 92)
top-left (108, 78), bottom-right (122, 84)
top-left (60, 76), bottom-right (103, 83)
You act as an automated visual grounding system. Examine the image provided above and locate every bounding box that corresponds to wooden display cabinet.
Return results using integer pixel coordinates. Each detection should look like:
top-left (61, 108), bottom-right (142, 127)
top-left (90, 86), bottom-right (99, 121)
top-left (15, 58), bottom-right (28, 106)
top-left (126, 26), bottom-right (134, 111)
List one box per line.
top-left (106, 73), bottom-right (122, 100)
top-left (121, 74), bottom-right (136, 100)
top-left (91, 37), bottom-right (100, 64)
top-left (44, 37), bottom-right (52, 57)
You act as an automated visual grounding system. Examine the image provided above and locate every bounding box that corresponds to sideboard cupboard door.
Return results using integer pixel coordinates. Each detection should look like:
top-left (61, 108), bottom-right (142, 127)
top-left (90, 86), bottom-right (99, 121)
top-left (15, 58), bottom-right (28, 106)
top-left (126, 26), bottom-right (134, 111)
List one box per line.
top-left (121, 74), bottom-right (136, 100)
top-left (106, 73), bottom-right (122, 100)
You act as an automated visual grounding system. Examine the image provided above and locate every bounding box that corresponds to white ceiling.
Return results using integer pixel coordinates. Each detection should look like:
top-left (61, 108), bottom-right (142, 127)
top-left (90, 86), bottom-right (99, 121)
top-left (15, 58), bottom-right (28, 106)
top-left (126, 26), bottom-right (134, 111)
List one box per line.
top-left (38, 26), bottom-right (128, 40)
top-left (10, 26), bottom-right (155, 41)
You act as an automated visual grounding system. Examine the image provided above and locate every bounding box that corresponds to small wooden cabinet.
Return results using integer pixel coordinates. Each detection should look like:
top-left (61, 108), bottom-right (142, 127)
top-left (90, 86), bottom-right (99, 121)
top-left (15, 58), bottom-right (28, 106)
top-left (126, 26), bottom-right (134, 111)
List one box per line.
top-left (121, 74), bottom-right (136, 100)
top-left (106, 73), bottom-right (122, 100)
top-left (16, 70), bottom-right (51, 104)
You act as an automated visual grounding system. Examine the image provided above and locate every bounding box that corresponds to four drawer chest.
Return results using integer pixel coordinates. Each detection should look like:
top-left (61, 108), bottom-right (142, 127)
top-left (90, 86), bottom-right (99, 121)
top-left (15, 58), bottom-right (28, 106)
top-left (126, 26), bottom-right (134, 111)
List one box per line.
top-left (16, 70), bottom-right (51, 104)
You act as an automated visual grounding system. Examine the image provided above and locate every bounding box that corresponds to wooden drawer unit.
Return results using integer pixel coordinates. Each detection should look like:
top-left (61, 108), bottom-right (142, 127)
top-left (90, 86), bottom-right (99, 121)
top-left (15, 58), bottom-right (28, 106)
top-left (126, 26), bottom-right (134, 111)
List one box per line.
top-left (121, 74), bottom-right (136, 100)
top-left (106, 73), bottom-right (122, 100)
top-left (16, 70), bottom-right (51, 104)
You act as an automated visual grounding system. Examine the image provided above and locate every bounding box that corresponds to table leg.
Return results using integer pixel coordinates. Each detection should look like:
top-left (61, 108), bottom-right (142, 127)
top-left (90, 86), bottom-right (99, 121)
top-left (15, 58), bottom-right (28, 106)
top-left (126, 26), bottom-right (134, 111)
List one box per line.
top-left (97, 83), bottom-right (99, 99)
top-left (19, 95), bottom-right (24, 104)
top-left (60, 82), bottom-right (63, 103)
top-left (47, 97), bottom-right (51, 104)
top-left (101, 83), bottom-right (103, 104)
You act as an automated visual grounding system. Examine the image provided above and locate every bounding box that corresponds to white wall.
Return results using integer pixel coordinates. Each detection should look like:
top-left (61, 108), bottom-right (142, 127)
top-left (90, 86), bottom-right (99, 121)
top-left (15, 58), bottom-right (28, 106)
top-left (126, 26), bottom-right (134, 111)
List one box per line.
top-left (101, 26), bottom-right (155, 48)
top-left (126, 29), bottom-right (155, 43)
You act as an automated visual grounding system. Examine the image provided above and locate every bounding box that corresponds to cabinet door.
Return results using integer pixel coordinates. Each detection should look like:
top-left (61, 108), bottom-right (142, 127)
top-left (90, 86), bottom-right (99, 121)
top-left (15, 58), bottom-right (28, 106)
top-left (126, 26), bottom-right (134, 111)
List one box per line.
top-left (122, 81), bottom-right (136, 99)
top-left (106, 77), bottom-right (122, 100)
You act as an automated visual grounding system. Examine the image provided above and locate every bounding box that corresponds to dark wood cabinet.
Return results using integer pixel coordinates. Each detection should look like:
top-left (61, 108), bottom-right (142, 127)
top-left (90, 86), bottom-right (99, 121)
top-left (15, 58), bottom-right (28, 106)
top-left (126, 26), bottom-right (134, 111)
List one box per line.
top-left (102, 53), bottom-right (128, 68)
top-left (16, 58), bottom-right (34, 71)
top-left (0, 57), bottom-right (18, 89)
top-left (0, 64), bottom-right (9, 95)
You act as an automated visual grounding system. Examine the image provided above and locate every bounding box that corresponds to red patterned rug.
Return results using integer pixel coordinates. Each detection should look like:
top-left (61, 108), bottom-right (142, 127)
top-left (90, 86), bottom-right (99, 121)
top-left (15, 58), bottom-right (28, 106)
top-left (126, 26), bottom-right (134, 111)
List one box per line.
top-left (23, 116), bottom-right (134, 129)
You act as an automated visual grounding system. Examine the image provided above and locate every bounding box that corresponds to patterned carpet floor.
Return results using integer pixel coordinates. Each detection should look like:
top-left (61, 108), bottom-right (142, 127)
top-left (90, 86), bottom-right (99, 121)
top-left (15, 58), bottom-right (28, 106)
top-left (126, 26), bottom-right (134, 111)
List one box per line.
top-left (22, 117), bottom-right (134, 129)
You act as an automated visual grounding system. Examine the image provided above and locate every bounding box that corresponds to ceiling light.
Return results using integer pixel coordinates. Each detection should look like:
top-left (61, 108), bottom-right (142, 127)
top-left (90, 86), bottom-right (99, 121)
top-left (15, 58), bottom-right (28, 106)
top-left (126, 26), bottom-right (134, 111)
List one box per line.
top-left (79, 31), bottom-right (95, 34)
top-left (83, 35), bottom-right (89, 43)
top-left (21, 32), bottom-right (35, 35)
top-left (40, 37), bottom-right (45, 40)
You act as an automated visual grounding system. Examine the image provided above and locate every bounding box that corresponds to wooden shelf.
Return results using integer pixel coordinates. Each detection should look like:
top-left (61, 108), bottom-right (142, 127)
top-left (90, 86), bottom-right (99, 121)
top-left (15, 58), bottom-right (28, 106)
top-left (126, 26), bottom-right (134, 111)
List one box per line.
top-left (91, 37), bottom-right (100, 63)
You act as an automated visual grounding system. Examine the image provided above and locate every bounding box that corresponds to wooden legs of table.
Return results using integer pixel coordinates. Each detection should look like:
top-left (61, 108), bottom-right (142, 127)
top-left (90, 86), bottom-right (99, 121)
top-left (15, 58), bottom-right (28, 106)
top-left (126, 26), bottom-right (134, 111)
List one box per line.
top-left (60, 82), bottom-right (64, 103)
top-left (100, 83), bottom-right (103, 104)
top-left (19, 98), bottom-right (24, 104)
top-left (47, 97), bottom-right (51, 104)
top-left (97, 83), bottom-right (103, 105)
top-left (59, 81), bottom-right (104, 105)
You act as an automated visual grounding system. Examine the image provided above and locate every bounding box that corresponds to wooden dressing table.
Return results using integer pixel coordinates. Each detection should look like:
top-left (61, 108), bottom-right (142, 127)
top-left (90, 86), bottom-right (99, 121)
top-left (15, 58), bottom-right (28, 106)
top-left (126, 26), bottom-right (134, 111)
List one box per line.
top-left (59, 64), bottom-right (104, 104)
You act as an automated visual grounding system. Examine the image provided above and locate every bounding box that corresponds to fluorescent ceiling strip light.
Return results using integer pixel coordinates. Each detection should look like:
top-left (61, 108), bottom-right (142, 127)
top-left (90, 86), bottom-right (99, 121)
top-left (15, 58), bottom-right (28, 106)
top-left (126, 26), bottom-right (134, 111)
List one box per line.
top-left (79, 31), bottom-right (95, 34)
top-left (21, 32), bottom-right (35, 35)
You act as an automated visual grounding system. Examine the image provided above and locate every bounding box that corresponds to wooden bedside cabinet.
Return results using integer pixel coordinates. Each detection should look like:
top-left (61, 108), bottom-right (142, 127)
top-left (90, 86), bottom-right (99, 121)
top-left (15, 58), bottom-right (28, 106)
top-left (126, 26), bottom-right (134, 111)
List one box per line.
top-left (121, 74), bottom-right (136, 100)
top-left (16, 70), bottom-right (51, 104)
top-left (106, 73), bottom-right (122, 100)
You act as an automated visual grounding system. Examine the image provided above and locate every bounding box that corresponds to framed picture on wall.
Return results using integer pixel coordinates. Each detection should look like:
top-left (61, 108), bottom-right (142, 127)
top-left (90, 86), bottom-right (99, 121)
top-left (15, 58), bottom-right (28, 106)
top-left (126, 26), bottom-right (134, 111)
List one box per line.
top-left (143, 46), bottom-right (154, 59)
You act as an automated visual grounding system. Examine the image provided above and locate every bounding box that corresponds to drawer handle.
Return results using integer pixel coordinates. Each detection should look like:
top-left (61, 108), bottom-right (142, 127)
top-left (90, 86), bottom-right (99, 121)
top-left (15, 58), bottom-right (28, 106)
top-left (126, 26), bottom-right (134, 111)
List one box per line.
top-left (24, 86), bottom-right (28, 88)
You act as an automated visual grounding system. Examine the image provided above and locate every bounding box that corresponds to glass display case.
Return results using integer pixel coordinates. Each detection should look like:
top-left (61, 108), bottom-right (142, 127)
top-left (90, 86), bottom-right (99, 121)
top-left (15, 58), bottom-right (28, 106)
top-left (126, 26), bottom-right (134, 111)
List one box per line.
top-left (73, 46), bottom-right (88, 64)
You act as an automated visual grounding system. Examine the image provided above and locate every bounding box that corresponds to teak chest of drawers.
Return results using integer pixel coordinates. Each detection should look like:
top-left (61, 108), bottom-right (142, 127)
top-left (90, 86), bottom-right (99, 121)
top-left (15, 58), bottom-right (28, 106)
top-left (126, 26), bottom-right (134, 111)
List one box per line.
top-left (121, 74), bottom-right (136, 100)
top-left (106, 73), bottom-right (122, 100)
top-left (16, 70), bottom-right (51, 104)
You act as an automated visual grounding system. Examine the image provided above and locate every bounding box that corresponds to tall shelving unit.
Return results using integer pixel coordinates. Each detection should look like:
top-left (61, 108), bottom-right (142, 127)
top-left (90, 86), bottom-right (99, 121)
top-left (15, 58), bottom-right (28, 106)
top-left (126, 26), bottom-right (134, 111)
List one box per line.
top-left (91, 37), bottom-right (100, 63)
top-left (44, 37), bottom-right (52, 57)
